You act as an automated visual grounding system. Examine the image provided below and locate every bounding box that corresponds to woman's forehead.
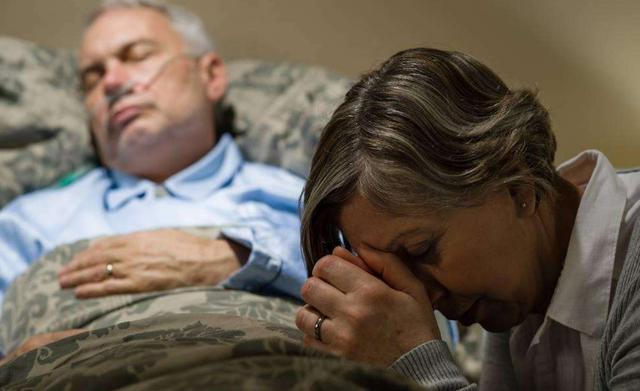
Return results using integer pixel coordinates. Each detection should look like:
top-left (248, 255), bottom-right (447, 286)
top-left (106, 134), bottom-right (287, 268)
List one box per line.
top-left (338, 194), bottom-right (439, 251)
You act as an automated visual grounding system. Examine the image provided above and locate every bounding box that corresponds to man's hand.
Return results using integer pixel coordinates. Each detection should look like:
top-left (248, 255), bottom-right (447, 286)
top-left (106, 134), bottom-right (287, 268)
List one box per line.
top-left (0, 329), bottom-right (87, 366)
top-left (295, 246), bottom-right (440, 367)
top-left (58, 229), bottom-right (249, 298)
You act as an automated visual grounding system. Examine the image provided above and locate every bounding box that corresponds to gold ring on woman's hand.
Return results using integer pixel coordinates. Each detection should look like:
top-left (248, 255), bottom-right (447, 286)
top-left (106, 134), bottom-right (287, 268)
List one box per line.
top-left (314, 314), bottom-right (327, 342)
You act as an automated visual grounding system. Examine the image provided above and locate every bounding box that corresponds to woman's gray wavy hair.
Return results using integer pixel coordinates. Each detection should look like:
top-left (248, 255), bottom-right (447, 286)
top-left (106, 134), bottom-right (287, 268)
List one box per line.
top-left (87, 0), bottom-right (215, 56)
top-left (301, 48), bottom-right (558, 270)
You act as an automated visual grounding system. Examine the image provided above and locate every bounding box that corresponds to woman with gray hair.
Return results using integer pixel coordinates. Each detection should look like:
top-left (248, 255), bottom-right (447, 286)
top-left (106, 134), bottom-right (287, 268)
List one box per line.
top-left (295, 48), bottom-right (640, 390)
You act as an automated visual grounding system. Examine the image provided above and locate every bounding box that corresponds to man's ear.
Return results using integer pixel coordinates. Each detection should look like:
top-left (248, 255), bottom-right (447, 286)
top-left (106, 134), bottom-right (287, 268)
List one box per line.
top-left (509, 185), bottom-right (538, 217)
top-left (198, 52), bottom-right (227, 102)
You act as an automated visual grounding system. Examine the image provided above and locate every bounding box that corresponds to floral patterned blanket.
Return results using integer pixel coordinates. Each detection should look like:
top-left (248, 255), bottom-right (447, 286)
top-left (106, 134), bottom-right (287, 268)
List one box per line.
top-left (0, 229), bottom-right (425, 390)
top-left (0, 312), bottom-right (424, 390)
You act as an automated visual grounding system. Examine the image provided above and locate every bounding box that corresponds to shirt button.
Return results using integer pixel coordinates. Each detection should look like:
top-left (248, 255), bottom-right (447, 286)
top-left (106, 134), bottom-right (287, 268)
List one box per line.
top-left (154, 185), bottom-right (169, 199)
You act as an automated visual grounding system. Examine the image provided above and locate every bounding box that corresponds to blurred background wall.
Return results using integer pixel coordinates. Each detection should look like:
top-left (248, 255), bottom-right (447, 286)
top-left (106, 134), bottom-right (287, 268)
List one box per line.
top-left (1, 0), bottom-right (638, 167)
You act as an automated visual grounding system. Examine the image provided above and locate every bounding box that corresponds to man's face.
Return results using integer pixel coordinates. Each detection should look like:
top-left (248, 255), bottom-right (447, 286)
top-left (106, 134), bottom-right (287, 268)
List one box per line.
top-left (79, 7), bottom-right (226, 181)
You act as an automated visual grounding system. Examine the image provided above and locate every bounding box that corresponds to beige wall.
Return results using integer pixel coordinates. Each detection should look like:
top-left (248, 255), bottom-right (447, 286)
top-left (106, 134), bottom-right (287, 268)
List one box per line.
top-left (1, 0), bottom-right (638, 167)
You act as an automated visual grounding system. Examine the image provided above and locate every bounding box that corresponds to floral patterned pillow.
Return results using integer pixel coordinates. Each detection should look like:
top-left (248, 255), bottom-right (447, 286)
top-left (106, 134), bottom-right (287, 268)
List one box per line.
top-left (228, 60), bottom-right (351, 177)
top-left (0, 37), bottom-right (94, 207)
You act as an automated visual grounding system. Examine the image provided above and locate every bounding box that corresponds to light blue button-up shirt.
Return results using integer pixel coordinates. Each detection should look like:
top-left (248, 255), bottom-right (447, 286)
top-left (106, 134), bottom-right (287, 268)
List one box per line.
top-left (0, 134), bottom-right (307, 311)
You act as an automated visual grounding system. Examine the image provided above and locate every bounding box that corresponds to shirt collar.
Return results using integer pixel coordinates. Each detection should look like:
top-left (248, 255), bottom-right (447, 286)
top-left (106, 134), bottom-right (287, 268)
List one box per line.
top-left (542, 150), bottom-right (627, 338)
top-left (104, 133), bottom-right (243, 211)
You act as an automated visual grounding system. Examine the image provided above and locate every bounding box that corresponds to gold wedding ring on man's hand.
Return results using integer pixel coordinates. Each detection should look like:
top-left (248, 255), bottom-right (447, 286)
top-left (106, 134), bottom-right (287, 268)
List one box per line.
top-left (105, 263), bottom-right (114, 278)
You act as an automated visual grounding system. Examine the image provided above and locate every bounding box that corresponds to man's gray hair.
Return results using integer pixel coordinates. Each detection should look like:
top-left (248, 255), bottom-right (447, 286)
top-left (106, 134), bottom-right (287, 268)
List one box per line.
top-left (87, 0), bottom-right (216, 56)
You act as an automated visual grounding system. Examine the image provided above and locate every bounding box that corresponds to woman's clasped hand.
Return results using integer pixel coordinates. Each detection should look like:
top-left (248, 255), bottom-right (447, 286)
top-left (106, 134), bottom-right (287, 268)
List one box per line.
top-left (296, 246), bottom-right (440, 366)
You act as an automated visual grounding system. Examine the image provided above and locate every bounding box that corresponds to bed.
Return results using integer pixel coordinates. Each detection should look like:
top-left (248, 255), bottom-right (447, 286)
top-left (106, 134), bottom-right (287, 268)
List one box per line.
top-left (0, 36), bottom-right (470, 390)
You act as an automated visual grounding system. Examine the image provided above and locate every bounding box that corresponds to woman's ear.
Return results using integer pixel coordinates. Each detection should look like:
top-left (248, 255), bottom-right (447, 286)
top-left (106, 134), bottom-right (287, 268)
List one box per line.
top-left (509, 186), bottom-right (537, 217)
top-left (198, 52), bottom-right (227, 103)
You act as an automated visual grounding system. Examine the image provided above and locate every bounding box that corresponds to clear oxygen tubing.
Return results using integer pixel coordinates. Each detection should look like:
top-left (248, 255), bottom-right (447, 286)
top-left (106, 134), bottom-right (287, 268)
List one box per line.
top-left (87, 53), bottom-right (193, 132)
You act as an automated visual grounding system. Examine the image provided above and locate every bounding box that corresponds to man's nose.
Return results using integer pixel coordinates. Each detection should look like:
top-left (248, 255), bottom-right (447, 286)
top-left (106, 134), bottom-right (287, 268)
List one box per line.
top-left (103, 59), bottom-right (130, 98)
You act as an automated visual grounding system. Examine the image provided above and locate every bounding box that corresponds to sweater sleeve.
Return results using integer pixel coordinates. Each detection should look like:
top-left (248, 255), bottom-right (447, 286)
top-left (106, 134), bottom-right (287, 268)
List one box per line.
top-left (390, 340), bottom-right (477, 390)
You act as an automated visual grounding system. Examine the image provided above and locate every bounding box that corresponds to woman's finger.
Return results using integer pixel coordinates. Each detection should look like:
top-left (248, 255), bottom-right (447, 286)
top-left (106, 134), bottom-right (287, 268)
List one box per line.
top-left (295, 304), bottom-right (320, 337)
top-left (295, 305), bottom-right (335, 346)
top-left (357, 245), bottom-right (426, 300)
top-left (312, 254), bottom-right (380, 294)
top-left (300, 276), bottom-right (345, 318)
top-left (332, 246), bottom-right (375, 274)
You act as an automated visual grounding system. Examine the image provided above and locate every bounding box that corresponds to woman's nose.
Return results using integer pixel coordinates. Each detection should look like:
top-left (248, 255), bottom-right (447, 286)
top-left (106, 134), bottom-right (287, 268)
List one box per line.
top-left (422, 273), bottom-right (447, 310)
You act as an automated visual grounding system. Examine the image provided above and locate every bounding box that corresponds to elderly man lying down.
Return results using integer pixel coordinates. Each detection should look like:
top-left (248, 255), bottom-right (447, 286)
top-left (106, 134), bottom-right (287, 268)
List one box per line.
top-left (0, 0), bottom-right (307, 358)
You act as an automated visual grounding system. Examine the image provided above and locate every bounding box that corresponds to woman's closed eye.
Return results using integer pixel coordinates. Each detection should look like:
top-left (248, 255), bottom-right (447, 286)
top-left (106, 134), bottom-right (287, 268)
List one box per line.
top-left (404, 237), bottom-right (441, 265)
